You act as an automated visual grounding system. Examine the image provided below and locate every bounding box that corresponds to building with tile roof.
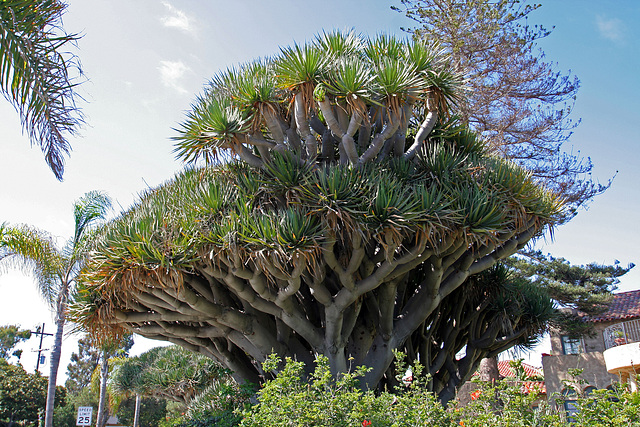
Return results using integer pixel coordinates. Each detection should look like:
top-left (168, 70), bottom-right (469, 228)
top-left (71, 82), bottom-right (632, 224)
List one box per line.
top-left (542, 289), bottom-right (640, 409)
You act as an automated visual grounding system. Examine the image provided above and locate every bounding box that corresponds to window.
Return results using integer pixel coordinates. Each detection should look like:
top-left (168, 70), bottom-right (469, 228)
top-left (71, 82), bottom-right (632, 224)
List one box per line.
top-left (606, 384), bottom-right (621, 402)
top-left (562, 389), bottom-right (578, 422)
top-left (561, 335), bottom-right (581, 355)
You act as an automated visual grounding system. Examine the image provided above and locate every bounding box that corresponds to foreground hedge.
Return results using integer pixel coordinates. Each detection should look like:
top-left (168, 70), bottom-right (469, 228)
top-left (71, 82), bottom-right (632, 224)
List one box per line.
top-left (177, 356), bottom-right (640, 427)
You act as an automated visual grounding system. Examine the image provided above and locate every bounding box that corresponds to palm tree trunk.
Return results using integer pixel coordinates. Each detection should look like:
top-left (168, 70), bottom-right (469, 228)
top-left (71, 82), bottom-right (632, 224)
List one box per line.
top-left (44, 312), bottom-right (65, 427)
top-left (133, 394), bottom-right (142, 427)
top-left (97, 352), bottom-right (109, 427)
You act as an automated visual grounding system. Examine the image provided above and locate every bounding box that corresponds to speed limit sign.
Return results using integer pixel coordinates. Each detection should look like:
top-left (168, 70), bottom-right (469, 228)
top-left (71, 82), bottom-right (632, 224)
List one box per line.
top-left (76, 406), bottom-right (92, 426)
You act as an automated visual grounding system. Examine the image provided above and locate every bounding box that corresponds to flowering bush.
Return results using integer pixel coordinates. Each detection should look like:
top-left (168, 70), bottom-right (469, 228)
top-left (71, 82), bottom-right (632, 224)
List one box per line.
top-left (236, 355), bottom-right (640, 427)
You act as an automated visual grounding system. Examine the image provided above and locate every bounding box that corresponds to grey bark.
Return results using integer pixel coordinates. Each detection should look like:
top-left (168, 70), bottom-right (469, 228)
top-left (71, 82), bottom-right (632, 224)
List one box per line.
top-left (479, 356), bottom-right (500, 384)
top-left (44, 285), bottom-right (68, 427)
top-left (96, 352), bottom-right (109, 427)
top-left (133, 394), bottom-right (141, 427)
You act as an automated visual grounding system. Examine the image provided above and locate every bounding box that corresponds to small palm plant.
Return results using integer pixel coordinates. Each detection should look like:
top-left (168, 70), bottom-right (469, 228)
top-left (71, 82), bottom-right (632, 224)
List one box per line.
top-left (0, 191), bottom-right (111, 427)
top-left (108, 345), bottom-right (236, 424)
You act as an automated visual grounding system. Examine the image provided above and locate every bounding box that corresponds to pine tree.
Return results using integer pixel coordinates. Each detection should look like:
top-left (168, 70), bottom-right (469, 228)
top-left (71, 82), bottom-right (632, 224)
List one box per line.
top-left (393, 0), bottom-right (608, 218)
top-left (65, 336), bottom-right (100, 396)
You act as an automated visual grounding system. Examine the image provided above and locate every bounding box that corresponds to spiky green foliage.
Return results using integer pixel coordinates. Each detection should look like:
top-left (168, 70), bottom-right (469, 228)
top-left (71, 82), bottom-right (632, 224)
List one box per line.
top-left (108, 346), bottom-right (232, 410)
top-left (72, 104), bottom-right (562, 401)
top-left (173, 31), bottom-right (462, 167)
top-left (0, 0), bottom-right (83, 180)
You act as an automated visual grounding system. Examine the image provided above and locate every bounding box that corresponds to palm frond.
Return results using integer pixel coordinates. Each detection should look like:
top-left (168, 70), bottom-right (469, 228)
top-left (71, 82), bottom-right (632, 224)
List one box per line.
top-left (0, 0), bottom-right (84, 180)
top-left (262, 151), bottom-right (312, 200)
top-left (422, 68), bottom-right (464, 115)
top-left (0, 223), bottom-right (64, 305)
top-left (365, 34), bottom-right (406, 63)
top-left (322, 56), bottom-right (374, 116)
top-left (454, 183), bottom-right (506, 235)
top-left (72, 190), bottom-right (112, 247)
top-left (365, 174), bottom-right (420, 231)
top-left (276, 43), bottom-right (327, 90)
top-left (173, 95), bottom-right (250, 164)
top-left (277, 208), bottom-right (323, 251)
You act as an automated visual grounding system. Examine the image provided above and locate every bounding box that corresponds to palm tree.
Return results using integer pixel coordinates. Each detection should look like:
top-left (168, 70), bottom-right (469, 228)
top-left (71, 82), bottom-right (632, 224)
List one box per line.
top-left (0, 0), bottom-right (83, 180)
top-left (0, 191), bottom-right (111, 427)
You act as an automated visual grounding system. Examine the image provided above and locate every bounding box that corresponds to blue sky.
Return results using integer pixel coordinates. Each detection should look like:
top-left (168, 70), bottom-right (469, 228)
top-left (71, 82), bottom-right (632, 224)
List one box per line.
top-left (0, 0), bottom-right (638, 380)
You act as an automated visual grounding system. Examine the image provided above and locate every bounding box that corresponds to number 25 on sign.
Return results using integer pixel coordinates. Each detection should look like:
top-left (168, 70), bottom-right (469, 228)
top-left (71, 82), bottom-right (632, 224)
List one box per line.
top-left (76, 406), bottom-right (93, 426)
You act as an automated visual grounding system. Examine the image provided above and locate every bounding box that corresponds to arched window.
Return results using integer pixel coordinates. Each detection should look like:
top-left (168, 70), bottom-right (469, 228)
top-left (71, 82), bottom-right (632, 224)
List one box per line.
top-left (606, 384), bottom-right (621, 402)
top-left (562, 388), bottom-right (578, 422)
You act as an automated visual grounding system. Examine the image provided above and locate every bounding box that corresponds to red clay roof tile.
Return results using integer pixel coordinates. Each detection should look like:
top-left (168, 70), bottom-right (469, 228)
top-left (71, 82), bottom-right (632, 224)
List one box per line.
top-left (589, 289), bottom-right (640, 322)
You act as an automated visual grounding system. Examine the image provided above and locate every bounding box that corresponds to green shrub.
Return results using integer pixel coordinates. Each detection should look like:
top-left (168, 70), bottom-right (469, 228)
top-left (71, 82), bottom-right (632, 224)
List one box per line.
top-left (236, 355), bottom-right (640, 427)
top-left (240, 354), bottom-right (450, 427)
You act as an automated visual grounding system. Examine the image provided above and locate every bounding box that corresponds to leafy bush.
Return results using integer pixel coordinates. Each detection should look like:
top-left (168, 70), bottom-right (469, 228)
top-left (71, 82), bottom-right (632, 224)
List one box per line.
top-left (234, 355), bottom-right (640, 427)
top-left (240, 354), bottom-right (449, 427)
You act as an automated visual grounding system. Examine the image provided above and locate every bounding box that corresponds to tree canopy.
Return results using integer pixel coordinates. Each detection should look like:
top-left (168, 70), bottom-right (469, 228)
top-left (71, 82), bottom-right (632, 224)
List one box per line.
top-left (71, 31), bottom-right (563, 403)
top-left (393, 0), bottom-right (606, 218)
top-left (109, 345), bottom-right (231, 408)
top-left (0, 325), bottom-right (31, 361)
top-left (65, 335), bottom-right (101, 396)
top-left (506, 251), bottom-right (634, 336)
top-left (0, 359), bottom-right (65, 427)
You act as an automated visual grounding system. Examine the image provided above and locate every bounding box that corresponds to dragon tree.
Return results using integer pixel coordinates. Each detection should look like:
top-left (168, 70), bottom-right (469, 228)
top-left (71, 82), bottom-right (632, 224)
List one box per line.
top-left (72, 31), bottom-right (563, 402)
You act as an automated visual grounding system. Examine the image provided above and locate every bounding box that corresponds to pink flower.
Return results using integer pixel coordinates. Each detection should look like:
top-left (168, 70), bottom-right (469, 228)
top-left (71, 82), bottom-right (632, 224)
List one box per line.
top-left (362, 420), bottom-right (372, 427)
top-left (470, 389), bottom-right (481, 400)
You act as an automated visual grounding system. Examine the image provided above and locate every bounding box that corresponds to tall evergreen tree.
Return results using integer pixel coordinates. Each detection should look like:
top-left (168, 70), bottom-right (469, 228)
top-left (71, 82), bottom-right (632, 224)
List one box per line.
top-left (65, 336), bottom-right (100, 396)
top-left (392, 0), bottom-right (607, 218)
top-left (507, 250), bottom-right (635, 336)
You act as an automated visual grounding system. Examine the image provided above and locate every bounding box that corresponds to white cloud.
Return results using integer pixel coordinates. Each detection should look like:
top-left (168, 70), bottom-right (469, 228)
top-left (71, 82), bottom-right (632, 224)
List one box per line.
top-left (160, 1), bottom-right (196, 36)
top-left (158, 60), bottom-right (190, 93)
top-left (596, 15), bottom-right (624, 41)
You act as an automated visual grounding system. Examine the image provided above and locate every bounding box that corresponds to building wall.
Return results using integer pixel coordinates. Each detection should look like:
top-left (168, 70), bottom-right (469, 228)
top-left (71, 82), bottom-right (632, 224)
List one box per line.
top-left (549, 321), bottom-right (610, 354)
top-left (542, 352), bottom-right (618, 399)
top-left (544, 321), bottom-right (621, 401)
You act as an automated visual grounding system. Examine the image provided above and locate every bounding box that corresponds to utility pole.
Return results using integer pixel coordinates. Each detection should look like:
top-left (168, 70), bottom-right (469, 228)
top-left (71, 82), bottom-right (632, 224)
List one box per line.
top-left (31, 323), bottom-right (53, 373)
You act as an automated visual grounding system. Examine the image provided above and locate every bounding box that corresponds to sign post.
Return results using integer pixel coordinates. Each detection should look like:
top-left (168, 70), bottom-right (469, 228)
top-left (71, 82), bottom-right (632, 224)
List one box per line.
top-left (76, 406), bottom-right (93, 426)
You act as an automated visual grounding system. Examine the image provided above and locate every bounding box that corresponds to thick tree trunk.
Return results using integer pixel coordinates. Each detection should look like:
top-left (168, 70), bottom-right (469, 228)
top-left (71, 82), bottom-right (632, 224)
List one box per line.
top-left (96, 352), bottom-right (109, 427)
top-left (479, 356), bottom-right (500, 384)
